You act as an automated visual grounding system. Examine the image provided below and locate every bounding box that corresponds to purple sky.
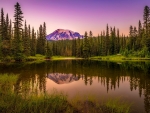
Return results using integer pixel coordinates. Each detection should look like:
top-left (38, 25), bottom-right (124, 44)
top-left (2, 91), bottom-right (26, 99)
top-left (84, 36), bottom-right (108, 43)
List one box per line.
top-left (0, 0), bottom-right (150, 36)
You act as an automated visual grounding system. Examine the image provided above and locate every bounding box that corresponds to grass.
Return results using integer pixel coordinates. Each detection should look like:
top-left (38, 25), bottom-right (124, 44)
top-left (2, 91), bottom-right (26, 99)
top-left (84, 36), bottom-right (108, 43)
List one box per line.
top-left (0, 74), bottom-right (132, 113)
top-left (52, 56), bottom-right (82, 60)
top-left (28, 55), bottom-right (81, 61)
top-left (26, 55), bottom-right (82, 63)
top-left (70, 94), bottom-right (132, 113)
top-left (90, 54), bottom-right (150, 62)
top-left (23, 54), bottom-right (150, 62)
top-left (102, 98), bottom-right (131, 113)
top-left (0, 74), bottom-right (18, 93)
top-left (1, 54), bottom-right (150, 64)
top-left (0, 92), bottom-right (76, 113)
top-left (26, 54), bottom-right (45, 61)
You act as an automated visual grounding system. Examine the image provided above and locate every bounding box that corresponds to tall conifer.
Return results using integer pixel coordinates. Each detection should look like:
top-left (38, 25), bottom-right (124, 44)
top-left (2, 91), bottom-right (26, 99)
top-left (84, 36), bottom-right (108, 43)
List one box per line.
top-left (13, 2), bottom-right (24, 61)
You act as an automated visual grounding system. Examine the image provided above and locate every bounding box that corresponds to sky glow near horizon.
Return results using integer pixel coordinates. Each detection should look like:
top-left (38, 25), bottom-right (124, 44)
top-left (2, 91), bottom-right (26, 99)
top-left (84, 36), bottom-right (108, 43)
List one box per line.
top-left (0, 0), bottom-right (150, 36)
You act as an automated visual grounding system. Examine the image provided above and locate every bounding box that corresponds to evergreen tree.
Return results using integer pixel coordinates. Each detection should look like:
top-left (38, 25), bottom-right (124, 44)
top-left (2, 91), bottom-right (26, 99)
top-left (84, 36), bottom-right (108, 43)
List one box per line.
top-left (88, 37), bottom-right (93, 57)
top-left (146, 37), bottom-right (150, 52)
top-left (76, 37), bottom-right (81, 57)
top-left (128, 25), bottom-right (135, 50)
top-left (117, 29), bottom-right (120, 53)
top-left (36, 30), bottom-right (39, 54)
top-left (28, 25), bottom-right (31, 55)
top-left (138, 20), bottom-right (142, 37)
top-left (113, 27), bottom-right (118, 54)
top-left (37, 25), bottom-right (45, 55)
top-left (45, 42), bottom-right (52, 59)
top-left (110, 27), bottom-right (114, 55)
top-left (143, 6), bottom-right (149, 37)
top-left (143, 6), bottom-right (150, 52)
top-left (9, 19), bottom-right (12, 56)
top-left (72, 39), bottom-right (76, 56)
top-left (97, 34), bottom-right (101, 56)
top-left (133, 26), bottom-right (138, 50)
top-left (42, 22), bottom-right (46, 55)
top-left (136, 20), bottom-right (143, 50)
top-left (0, 8), bottom-right (5, 59)
top-left (23, 20), bottom-right (30, 56)
top-left (36, 26), bottom-right (41, 54)
top-left (101, 31), bottom-right (106, 56)
top-left (1, 13), bottom-right (11, 59)
top-left (83, 31), bottom-right (90, 58)
top-left (106, 24), bottom-right (110, 55)
top-left (13, 2), bottom-right (24, 61)
top-left (31, 27), bottom-right (36, 56)
top-left (89, 30), bottom-right (93, 37)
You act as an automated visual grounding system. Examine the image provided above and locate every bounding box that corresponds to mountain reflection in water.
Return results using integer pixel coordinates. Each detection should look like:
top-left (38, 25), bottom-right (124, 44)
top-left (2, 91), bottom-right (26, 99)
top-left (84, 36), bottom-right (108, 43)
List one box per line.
top-left (47, 73), bottom-right (80, 84)
top-left (0, 60), bottom-right (150, 113)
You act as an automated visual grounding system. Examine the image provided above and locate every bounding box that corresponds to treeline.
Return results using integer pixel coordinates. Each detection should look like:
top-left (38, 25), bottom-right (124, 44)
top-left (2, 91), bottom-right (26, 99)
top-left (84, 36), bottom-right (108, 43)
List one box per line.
top-left (50, 5), bottom-right (150, 58)
top-left (0, 3), bottom-right (150, 61)
top-left (0, 2), bottom-right (51, 61)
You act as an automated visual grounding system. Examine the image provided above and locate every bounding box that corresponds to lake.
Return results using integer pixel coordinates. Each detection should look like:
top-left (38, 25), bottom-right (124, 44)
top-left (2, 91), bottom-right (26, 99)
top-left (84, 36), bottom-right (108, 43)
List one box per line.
top-left (0, 60), bottom-right (150, 113)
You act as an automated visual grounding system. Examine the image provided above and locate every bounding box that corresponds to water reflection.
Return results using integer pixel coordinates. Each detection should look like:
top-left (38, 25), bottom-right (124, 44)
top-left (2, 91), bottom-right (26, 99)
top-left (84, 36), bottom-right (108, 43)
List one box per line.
top-left (47, 73), bottom-right (80, 84)
top-left (0, 60), bottom-right (150, 113)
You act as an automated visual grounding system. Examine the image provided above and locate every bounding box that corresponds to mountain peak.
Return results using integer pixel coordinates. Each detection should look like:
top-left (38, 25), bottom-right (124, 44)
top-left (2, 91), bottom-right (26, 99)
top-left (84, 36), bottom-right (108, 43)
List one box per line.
top-left (46, 29), bottom-right (83, 41)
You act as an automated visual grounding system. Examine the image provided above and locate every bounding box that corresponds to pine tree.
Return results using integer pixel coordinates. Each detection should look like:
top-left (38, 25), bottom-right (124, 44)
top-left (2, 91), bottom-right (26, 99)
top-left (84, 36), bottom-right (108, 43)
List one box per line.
top-left (36, 30), bottom-right (39, 53)
top-left (37, 29), bottom-right (44, 55)
top-left (133, 26), bottom-right (138, 50)
top-left (138, 20), bottom-right (142, 38)
top-left (143, 6), bottom-right (149, 37)
top-left (52, 41), bottom-right (56, 56)
top-left (143, 6), bottom-right (150, 52)
top-left (1, 13), bottom-right (11, 59)
top-left (9, 19), bottom-right (12, 56)
top-left (42, 22), bottom-right (46, 55)
top-left (117, 29), bottom-right (120, 53)
top-left (23, 20), bottom-right (30, 56)
top-left (106, 24), bottom-right (110, 55)
top-left (110, 27), bottom-right (114, 55)
top-left (28, 25), bottom-right (31, 55)
top-left (13, 2), bottom-right (24, 61)
top-left (45, 42), bottom-right (52, 59)
top-left (136, 20), bottom-right (142, 50)
top-left (97, 34), bottom-right (101, 56)
top-left (72, 39), bottom-right (76, 56)
top-left (37, 24), bottom-right (45, 55)
top-left (128, 25), bottom-right (134, 50)
top-left (101, 31), bottom-right (106, 56)
top-left (113, 27), bottom-right (118, 54)
top-left (89, 30), bottom-right (93, 37)
top-left (31, 27), bottom-right (36, 56)
top-left (0, 8), bottom-right (5, 59)
top-left (89, 32), bottom-right (93, 56)
top-left (146, 37), bottom-right (150, 52)
top-left (83, 31), bottom-right (90, 58)
top-left (76, 37), bottom-right (81, 57)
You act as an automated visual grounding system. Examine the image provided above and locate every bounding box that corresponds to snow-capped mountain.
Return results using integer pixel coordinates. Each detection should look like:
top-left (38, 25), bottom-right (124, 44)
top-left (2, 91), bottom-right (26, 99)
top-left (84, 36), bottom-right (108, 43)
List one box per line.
top-left (46, 29), bottom-right (83, 41)
top-left (47, 73), bottom-right (80, 84)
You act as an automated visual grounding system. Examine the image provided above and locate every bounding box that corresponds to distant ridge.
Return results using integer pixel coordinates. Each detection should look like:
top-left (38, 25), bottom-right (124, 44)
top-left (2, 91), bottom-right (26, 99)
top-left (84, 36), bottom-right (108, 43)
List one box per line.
top-left (46, 29), bottom-right (83, 41)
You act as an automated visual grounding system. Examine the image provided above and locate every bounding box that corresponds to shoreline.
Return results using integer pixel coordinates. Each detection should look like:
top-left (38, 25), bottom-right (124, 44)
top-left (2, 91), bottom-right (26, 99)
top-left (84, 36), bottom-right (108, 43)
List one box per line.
top-left (0, 55), bottom-right (150, 64)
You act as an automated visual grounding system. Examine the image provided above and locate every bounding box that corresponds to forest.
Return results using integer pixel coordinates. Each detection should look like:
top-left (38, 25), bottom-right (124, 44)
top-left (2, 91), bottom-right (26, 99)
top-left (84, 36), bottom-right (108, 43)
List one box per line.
top-left (0, 2), bottom-right (150, 61)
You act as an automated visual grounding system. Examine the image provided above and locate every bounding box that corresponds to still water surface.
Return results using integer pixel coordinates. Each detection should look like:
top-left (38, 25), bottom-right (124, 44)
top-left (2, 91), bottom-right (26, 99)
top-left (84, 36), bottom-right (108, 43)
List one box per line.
top-left (0, 60), bottom-right (150, 113)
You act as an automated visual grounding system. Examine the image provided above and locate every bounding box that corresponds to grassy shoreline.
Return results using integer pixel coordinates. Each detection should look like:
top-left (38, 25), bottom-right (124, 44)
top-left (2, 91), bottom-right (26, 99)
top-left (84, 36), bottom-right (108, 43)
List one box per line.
top-left (1, 54), bottom-right (150, 64)
top-left (26, 54), bottom-right (150, 61)
top-left (90, 55), bottom-right (150, 62)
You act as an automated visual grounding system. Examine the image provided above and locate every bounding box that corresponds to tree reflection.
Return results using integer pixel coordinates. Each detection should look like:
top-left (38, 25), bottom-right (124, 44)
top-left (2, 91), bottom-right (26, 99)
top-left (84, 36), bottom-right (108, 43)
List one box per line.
top-left (0, 60), bottom-right (150, 112)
